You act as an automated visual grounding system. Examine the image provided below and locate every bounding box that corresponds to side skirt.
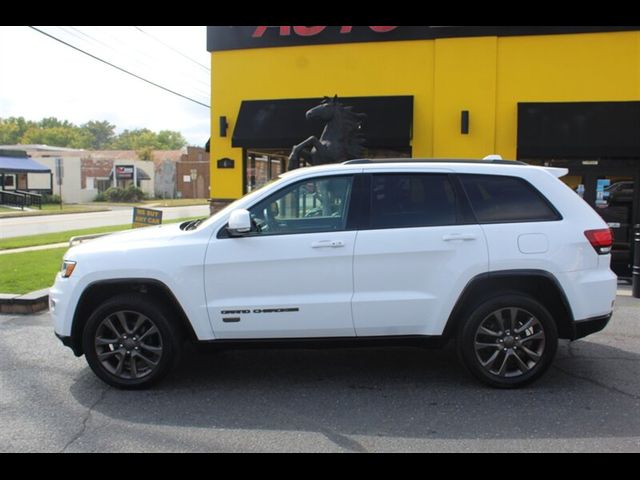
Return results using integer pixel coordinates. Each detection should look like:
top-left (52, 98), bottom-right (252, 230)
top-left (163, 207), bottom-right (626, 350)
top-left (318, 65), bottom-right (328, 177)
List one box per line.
top-left (195, 335), bottom-right (450, 351)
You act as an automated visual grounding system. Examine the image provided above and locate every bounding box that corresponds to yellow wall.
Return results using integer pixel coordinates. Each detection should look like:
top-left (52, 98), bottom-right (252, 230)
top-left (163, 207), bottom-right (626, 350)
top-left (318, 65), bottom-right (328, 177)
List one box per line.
top-left (210, 31), bottom-right (640, 200)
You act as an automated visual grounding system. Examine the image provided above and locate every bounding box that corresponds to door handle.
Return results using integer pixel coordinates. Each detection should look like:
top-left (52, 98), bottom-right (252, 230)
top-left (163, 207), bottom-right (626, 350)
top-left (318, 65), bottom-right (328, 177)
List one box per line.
top-left (311, 240), bottom-right (345, 248)
top-left (442, 233), bottom-right (477, 242)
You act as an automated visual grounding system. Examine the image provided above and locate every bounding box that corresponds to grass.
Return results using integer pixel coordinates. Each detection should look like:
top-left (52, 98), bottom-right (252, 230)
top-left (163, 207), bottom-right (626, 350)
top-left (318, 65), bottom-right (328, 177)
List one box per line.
top-left (0, 216), bottom-right (206, 294)
top-left (0, 225), bottom-right (134, 250)
top-left (0, 216), bottom-right (204, 250)
top-left (0, 247), bottom-right (68, 294)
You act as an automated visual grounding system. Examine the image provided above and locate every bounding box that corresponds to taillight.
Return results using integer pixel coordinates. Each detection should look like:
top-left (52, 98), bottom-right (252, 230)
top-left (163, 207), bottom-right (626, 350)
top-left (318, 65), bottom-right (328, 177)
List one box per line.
top-left (584, 229), bottom-right (613, 255)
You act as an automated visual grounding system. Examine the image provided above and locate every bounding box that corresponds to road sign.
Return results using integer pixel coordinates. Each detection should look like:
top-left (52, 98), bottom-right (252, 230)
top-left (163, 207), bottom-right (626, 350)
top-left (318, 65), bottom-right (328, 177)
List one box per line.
top-left (55, 158), bottom-right (63, 186)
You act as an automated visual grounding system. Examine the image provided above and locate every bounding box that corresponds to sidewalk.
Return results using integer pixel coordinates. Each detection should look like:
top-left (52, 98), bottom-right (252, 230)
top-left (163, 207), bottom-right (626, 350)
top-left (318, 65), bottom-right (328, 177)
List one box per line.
top-left (0, 242), bottom-right (69, 255)
top-left (617, 284), bottom-right (633, 297)
top-left (0, 204), bottom-right (209, 239)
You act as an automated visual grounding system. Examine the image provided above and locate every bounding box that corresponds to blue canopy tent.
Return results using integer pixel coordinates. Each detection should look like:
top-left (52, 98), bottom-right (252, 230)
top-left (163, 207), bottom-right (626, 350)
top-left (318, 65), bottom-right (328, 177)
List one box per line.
top-left (0, 150), bottom-right (52, 208)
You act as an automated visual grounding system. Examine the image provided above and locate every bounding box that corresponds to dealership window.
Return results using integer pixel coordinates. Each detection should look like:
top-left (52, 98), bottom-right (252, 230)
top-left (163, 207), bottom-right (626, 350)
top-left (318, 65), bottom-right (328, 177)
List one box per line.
top-left (245, 150), bottom-right (287, 193)
top-left (244, 148), bottom-right (411, 195)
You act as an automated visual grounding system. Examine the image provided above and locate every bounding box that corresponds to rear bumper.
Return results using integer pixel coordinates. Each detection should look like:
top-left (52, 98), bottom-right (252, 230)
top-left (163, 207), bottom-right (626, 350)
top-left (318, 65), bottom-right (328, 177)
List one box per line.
top-left (570, 313), bottom-right (612, 341)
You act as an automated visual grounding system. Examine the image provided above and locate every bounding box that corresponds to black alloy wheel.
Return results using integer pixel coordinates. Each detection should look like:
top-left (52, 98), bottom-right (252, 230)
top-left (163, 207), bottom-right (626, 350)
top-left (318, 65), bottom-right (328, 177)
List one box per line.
top-left (457, 294), bottom-right (558, 389)
top-left (82, 294), bottom-right (182, 389)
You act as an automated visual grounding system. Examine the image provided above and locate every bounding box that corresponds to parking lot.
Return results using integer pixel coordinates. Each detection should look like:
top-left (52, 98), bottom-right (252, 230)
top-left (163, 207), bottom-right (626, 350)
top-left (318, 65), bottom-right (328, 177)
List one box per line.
top-left (1, 292), bottom-right (639, 453)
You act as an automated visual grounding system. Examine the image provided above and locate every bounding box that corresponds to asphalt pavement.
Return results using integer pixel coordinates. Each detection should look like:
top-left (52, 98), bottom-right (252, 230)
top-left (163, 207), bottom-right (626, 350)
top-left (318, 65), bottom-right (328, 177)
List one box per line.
top-left (1, 293), bottom-right (639, 452)
top-left (0, 205), bottom-right (210, 239)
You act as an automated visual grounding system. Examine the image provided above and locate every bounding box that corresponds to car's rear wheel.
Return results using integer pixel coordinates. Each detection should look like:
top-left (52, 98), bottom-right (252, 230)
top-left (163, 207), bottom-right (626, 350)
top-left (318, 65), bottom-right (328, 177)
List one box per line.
top-left (82, 294), bottom-right (182, 389)
top-left (457, 294), bottom-right (558, 388)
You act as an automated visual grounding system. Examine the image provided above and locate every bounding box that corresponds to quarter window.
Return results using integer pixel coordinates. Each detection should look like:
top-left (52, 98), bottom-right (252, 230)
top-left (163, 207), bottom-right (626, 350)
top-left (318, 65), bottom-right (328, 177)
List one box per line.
top-left (370, 174), bottom-right (457, 229)
top-left (459, 174), bottom-right (560, 223)
top-left (247, 175), bottom-right (353, 236)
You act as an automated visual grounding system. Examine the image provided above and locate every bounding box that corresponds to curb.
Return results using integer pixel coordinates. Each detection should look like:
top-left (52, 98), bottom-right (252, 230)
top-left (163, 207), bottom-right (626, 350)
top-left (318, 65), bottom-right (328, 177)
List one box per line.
top-left (0, 289), bottom-right (49, 314)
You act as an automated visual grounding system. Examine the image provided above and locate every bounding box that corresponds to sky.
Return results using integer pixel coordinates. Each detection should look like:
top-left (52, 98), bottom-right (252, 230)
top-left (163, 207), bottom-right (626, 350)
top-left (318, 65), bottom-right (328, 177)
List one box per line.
top-left (0, 26), bottom-right (211, 147)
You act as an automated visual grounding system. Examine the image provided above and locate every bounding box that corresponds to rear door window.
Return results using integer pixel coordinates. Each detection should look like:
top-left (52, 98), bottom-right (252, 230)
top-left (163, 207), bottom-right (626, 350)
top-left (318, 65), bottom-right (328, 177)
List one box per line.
top-left (370, 174), bottom-right (458, 229)
top-left (459, 174), bottom-right (561, 223)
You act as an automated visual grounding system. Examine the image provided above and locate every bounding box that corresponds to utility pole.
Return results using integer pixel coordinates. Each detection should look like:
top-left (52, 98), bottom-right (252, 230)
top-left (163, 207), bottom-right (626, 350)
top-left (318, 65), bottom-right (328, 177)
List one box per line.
top-left (55, 157), bottom-right (63, 210)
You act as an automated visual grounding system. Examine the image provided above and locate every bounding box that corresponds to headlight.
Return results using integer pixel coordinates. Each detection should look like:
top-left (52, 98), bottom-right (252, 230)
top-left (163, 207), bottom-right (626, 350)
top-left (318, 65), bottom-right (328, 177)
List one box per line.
top-left (61, 260), bottom-right (77, 278)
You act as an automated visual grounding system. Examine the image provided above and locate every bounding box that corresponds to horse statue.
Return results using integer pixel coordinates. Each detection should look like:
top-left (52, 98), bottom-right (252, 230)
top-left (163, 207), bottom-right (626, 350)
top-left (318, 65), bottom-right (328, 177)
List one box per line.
top-left (288, 96), bottom-right (367, 170)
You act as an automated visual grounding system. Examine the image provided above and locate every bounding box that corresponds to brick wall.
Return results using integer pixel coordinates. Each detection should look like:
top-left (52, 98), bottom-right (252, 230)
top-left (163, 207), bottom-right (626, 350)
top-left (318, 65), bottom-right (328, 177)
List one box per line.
top-left (176, 161), bottom-right (210, 198)
top-left (81, 157), bottom-right (114, 189)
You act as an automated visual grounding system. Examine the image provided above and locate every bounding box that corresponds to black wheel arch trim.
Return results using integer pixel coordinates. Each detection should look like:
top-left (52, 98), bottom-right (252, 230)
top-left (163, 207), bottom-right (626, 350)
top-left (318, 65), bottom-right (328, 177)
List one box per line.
top-left (443, 269), bottom-right (576, 340)
top-left (69, 278), bottom-right (196, 357)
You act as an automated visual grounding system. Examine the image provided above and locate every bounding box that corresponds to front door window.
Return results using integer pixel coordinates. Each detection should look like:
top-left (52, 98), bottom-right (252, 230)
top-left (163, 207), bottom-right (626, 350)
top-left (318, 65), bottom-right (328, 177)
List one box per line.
top-left (248, 176), bottom-right (353, 236)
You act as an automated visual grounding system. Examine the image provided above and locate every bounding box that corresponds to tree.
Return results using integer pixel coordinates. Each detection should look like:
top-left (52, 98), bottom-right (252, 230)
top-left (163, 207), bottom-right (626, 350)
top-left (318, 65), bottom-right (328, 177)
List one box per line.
top-left (136, 146), bottom-right (155, 161)
top-left (109, 128), bottom-right (159, 150)
top-left (0, 116), bottom-right (189, 150)
top-left (38, 117), bottom-right (75, 129)
top-left (20, 126), bottom-right (92, 149)
top-left (108, 128), bottom-right (186, 150)
top-left (0, 117), bottom-right (37, 145)
top-left (81, 120), bottom-right (116, 149)
top-left (156, 130), bottom-right (187, 149)
top-left (0, 120), bottom-right (21, 145)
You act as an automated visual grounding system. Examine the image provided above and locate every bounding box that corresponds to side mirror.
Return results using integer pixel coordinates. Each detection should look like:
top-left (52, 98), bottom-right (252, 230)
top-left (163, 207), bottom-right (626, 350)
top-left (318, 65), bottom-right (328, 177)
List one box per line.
top-left (227, 209), bottom-right (252, 236)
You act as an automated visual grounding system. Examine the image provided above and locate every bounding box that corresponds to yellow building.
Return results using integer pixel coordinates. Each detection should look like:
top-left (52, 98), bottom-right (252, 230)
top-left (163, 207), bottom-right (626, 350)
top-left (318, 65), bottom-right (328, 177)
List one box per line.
top-left (208, 26), bottom-right (640, 274)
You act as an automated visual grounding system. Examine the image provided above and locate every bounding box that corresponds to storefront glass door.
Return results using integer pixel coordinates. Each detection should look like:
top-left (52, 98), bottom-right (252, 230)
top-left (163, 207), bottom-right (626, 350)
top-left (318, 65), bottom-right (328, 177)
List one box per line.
top-left (527, 159), bottom-right (639, 279)
top-left (566, 172), bottom-right (636, 278)
top-left (245, 150), bottom-right (286, 194)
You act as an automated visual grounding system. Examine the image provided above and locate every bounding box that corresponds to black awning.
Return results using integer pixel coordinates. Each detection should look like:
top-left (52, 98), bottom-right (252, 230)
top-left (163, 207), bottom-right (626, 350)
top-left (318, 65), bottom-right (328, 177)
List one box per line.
top-left (232, 96), bottom-right (413, 149)
top-left (518, 101), bottom-right (640, 159)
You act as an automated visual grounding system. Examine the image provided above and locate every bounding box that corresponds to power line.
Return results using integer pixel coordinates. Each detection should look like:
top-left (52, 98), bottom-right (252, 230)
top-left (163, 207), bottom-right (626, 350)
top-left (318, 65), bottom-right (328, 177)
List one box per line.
top-left (28, 26), bottom-right (210, 109)
top-left (92, 26), bottom-right (211, 95)
top-left (133, 26), bottom-right (211, 72)
top-left (54, 26), bottom-right (211, 101)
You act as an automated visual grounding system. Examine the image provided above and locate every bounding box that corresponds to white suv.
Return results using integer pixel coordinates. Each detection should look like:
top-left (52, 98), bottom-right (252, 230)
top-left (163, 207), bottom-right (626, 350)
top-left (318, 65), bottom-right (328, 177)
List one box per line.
top-left (50, 159), bottom-right (617, 389)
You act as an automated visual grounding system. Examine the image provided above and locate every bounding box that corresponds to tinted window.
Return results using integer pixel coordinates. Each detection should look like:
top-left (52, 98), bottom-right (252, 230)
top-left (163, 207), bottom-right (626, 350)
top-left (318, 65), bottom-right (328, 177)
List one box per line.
top-left (247, 175), bottom-right (353, 236)
top-left (370, 174), bottom-right (457, 229)
top-left (459, 174), bottom-right (560, 223)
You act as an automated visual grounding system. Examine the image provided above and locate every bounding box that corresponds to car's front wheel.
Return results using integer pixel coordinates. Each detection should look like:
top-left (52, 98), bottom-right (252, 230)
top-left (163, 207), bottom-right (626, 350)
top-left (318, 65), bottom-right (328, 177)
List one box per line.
top-left (82, 294), bottom-right (182, 389)
top-left (457, 294), bottom-right (558, 389)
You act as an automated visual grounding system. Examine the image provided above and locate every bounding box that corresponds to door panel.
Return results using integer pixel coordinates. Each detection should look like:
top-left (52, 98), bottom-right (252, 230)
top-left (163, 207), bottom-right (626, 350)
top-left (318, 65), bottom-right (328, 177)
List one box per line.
top-left (205, 231), bottom-right (357, 338)
top-left (352, 225), bottom-right (488, 336)
top-left (352, 172), bottom-right (488, 337)
top-left (205, 174), bottom-right (357, 339)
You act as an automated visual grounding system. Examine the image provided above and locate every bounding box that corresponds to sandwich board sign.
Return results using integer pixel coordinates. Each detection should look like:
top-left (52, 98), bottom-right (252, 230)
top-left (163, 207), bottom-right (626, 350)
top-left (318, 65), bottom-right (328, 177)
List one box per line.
top-left (132, 207), bottom-right (162, 228)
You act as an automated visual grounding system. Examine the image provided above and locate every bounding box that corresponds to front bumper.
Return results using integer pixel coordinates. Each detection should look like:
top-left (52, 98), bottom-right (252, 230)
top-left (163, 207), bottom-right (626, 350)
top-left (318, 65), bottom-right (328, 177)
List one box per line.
top-left (570, 313), bottom-right (612, 341)
top-left (55, 333), bottom-right (82, 356)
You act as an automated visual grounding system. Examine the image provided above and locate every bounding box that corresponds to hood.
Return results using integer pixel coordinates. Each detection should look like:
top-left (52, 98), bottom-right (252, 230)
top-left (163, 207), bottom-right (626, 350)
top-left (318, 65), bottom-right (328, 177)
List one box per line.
top-left (65, 222), bottom-right (186, 258)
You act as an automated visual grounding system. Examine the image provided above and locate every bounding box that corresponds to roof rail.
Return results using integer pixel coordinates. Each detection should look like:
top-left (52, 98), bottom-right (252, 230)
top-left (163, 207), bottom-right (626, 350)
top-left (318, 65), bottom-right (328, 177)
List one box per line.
top-left (343, 158), bottom-right (528, 166)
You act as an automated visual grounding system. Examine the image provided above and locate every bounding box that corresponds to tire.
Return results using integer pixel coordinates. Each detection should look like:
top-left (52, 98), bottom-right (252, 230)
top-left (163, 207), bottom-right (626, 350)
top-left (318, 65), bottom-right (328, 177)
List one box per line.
top-left (82, 293), bottom-right (182, 389)
top-left (457, 294), bottom-right (558, 389)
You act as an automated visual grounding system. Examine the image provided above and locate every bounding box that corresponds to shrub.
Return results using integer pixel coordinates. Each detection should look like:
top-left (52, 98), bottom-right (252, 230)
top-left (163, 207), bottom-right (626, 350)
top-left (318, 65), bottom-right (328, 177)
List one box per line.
top-left (42, 193), bottom-right (62, 204)
top-left (104, 187), bottom-right (124, 202)
top-left (100, 185), bottom-right (146, 203)
top-left (123, 185), bottom-right (146, 202)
